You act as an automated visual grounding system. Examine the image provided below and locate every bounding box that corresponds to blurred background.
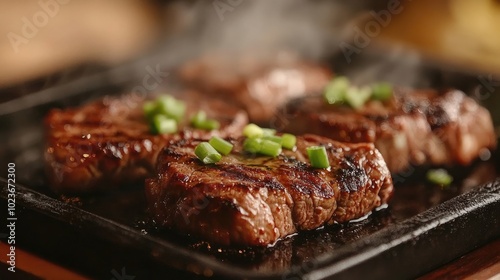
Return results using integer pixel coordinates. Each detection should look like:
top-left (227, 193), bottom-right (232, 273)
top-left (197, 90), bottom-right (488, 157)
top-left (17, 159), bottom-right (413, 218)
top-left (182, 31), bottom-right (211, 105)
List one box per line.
top-left (1, 1), bottom-right (500, 278)
top-left (0, 0), bottom-right (500, 111)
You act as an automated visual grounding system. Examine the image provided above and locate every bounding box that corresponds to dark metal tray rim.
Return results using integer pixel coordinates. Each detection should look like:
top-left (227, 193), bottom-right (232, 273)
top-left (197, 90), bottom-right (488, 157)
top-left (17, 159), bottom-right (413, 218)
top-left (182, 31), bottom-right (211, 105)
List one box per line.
top-left (2, 178), bottom-right (499, 279)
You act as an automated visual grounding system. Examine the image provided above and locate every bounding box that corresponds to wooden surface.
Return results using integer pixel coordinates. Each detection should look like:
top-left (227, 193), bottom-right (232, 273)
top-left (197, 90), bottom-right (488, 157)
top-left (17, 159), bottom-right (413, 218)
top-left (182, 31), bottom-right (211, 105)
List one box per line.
top-left (1, 238), bottom-right (499, 279)
top-left (0, 242), bottom-right (88, 280)
top-left (419, 238), bottom-right (500, 280)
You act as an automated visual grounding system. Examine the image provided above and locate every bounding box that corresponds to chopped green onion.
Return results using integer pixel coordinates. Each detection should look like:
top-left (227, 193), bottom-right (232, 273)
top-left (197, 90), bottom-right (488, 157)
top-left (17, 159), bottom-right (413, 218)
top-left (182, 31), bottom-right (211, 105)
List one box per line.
top-left (324, 77), bottom-right (394, 108)
top-left (243, 137), bottom-right (262, 154)
top-left (143, 95), bottom-right (187, 135)
top-left (371, 82), bottom-right (393, 101)
top-left (191, 110), bottom-right (207, 125)
top-left (259, 140), bottom-right (282, 157)
top-left (281, 133), bottom-right (296, 150)
top-left (194, 142), bottom-right (222, 164)
top-left (307, 146), bottom-right (330, 168)
top-left (191, 110), bottom-right (220, 130)
top-left (152, 115), bottom-right (177, 134)
top-left (426, 169), bottom-right (453, 186)
top-left (263, 135), bottom-right (283, 145)
top-left (243, 123), bottom-right (263, 138)
top-left (209, 136), bottom-right (233, 155)
top-left (156, 95), bottom-right (186, 121)
top-left (344, 86), bottom-right (372, 109)
top-left (143, 101), bottom-right (158, 122)
top-left (195, 119), bottom-right (220, 130)
top-left (262, 128), bottom-right (276, 137)
top-left (324, 76), bottom-right (349, 104)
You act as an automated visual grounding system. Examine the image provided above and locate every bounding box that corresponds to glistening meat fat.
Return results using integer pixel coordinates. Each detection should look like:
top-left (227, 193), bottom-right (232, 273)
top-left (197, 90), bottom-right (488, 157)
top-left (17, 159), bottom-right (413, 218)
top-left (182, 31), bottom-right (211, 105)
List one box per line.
top-left (145, 134), bottom-right (393, 246)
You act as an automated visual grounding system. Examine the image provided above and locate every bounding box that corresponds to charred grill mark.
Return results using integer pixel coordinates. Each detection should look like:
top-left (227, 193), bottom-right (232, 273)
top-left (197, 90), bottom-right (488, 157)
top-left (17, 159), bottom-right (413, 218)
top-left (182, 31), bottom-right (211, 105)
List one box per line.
top-left (426, 106), bottom-right (450, 130)
top-left (336, 163), bottom-right (367, 193)
top-left (147, 135), bottom-right (392, 246)
top-left (282, 169), bottom-right (334, 199)
top-left (241, 156), bottom-right (278, 170)
top-left (45, 95), bottom-right (248, 193)
top-left (400, 100), bottom-right (421, 114)
top-left (280, 88), bottom-right (496, 173)
top-left (400, 99), bottom-right (450, 130)
top-left (217, 163), bottom-right (287, 192)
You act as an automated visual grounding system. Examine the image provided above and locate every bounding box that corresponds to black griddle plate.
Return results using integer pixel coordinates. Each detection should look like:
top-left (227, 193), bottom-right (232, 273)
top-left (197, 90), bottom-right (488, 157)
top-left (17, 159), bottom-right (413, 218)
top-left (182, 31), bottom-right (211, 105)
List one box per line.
top-left (0, 50), bottom-right (499, 279)
top-left (1, 177), bottom-right (499, 279)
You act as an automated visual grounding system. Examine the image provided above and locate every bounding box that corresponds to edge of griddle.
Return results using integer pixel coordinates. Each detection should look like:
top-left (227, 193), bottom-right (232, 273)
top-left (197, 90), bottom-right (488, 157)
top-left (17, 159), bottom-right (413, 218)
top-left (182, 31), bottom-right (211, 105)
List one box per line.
top-left (1, 178), bottom-right (499, 280)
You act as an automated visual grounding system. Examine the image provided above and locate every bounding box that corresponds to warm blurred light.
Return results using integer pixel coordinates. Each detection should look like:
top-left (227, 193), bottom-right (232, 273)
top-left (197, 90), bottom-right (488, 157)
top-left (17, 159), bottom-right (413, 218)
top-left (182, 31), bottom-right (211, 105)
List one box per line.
top-left (0, 0), bottom-right (160, 87)
top-left (375, 0), bottom-right (500, 75)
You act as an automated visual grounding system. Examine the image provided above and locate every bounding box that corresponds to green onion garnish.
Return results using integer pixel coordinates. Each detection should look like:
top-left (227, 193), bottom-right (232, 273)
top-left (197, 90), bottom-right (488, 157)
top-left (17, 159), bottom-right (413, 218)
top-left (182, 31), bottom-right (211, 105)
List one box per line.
top-left (191, 110), bottom-right (207, 125)
top-left (143, 101), bottom-right (158, 122)
top-left (143, 95), bottom-right (186, 135)
top-left (152, 115), bottom-right (177, 134)
top-left (243, 137), bottom-right (262, 154)
top-left (156, 95), bottom-right (186, 122)
top-left (426, 169), bottom-right (453, 186)
top-left (324, 76), bottom-right (349, 104)
top-left (344, 86), bottom-right (372, 109)
top-left (191, 110), bottom-right (220, 130)
top-left (259, 140), bottom-right (282, 157)
top-left (307, 146), bottom-right (330, 168)
top-left (371, 82), bottom-right (393, 101)
top-left (324, 77), bottom-right (394, 108)
top-left (196, 119), bottom-right (220, 130)
top-left (281, 133), bottom-right (296, 150)
top-left (209, 136), bottom-right (233, 155)
top-left (243, 138), bottom-right (281, 156)
top-left (262, 128), bottom-right (277, 137)
top-left (194, 142), bottom-right (222, 164)
top-left (263, 135), bottom-right (283, 145)
top-left (243, 123), bottom-right (264, 138)
top-left (241, 125), bottom-right (294, 157)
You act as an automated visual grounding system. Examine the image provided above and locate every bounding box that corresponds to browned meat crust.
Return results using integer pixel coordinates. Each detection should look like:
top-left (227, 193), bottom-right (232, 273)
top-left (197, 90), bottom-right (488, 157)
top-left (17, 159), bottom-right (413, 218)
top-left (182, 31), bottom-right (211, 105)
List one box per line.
top-left (178, 53), bottom-right (333, 124)
top-left (278, 89), bottom-right (497, 173)
top-left (44, 91), bottom-right (248, 194)
top-left (145, 134), bottom-right (393, 246)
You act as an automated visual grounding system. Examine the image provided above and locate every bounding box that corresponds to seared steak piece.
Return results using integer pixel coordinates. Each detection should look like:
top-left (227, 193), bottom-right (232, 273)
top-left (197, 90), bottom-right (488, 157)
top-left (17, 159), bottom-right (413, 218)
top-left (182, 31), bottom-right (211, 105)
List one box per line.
top-left (178, 53), bottom-right (333, 124)
top-left (278, 89), bottom-right (497, 173)
top-left (145, 134), bottom-right (393, 246)
top-left (44, 91), bottom-right (248, 194)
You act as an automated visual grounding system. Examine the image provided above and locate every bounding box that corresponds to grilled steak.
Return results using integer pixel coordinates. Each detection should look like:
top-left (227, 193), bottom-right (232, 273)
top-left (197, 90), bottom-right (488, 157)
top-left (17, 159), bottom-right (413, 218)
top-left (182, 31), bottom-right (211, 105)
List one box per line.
top-left (277, 89), bottom-right (497, 173)
top-left (178, 53), bottom-right (333, 124)
top-left (44, 91), bottom-right (248, 193)
top-left (145, 134), bottom-right (393, 246)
